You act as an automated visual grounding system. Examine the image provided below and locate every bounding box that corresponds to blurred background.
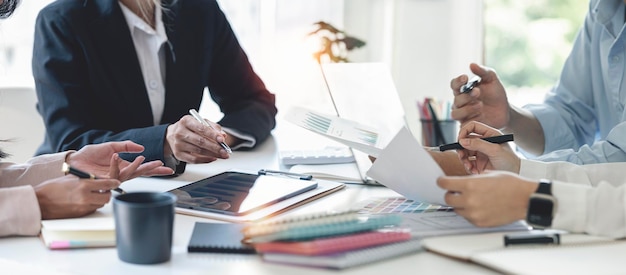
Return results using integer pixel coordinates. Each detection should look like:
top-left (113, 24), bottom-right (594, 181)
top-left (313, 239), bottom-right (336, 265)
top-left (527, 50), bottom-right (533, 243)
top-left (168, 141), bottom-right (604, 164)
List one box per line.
top-left (0, 0), bottom-right (587, 161)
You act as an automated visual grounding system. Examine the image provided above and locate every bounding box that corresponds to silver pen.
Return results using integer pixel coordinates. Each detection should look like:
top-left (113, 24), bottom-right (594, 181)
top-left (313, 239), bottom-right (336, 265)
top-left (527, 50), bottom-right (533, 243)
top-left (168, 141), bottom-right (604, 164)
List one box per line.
top-left (188, 109), bottom-right (233, 154)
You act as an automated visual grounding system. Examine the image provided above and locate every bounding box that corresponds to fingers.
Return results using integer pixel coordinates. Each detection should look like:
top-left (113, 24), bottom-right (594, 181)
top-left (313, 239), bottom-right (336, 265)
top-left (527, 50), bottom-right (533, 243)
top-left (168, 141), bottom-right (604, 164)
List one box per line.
top-left (126, 160), bottom-right (174, 178)
top-left (78, 178), bottom-right (120, 206)
top-left (108, 153), bottom-right (121, 179)
top-left (469, 63), bottom-right (494, 82)
top-left (436, 176), bottom-right (466, 193)
top-left (107, 140), bottom-right (145, 154)
top-left (116, 155), bottom-right (145, 181)
top-left (450, 99), bottom-right (482, 122)
top-left (459, 137), bottom-right (502, 155)
top-left (451, 74), bottom-right (468, 96)
top-left (458, 121), bottom-right (503, 139)
top-left (169, 116), bottom-right (230, 162)
top-left (437, 177), bottom-right (467, 209)
top-left (187, 115), bottom-right (227, 142)
top-left (451, 69), bottom-right (482, 123)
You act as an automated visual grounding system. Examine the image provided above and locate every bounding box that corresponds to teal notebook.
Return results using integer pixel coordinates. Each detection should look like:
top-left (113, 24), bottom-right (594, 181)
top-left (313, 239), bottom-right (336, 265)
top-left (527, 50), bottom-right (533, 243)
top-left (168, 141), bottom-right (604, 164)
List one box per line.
top-left (242, 211), bottom-right (403, 243)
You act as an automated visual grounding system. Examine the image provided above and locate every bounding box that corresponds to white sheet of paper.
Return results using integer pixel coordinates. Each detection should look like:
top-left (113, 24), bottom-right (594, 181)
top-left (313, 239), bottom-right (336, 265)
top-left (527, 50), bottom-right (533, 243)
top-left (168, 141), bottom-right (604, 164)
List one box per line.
top-left (366, 127), bottom-right (447, 205)
top-left (285, 106), bottom-right (383, 157)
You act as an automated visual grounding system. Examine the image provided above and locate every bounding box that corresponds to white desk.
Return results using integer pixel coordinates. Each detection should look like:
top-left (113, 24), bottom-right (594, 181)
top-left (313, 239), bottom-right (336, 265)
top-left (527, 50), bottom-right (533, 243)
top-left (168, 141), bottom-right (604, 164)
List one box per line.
top-left (0, 134), bottom-right (497, 275)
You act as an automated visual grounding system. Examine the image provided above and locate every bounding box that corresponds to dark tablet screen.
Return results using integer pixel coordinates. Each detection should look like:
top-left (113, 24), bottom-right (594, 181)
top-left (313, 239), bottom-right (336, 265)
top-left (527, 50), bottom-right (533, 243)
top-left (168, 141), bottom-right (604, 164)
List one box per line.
top-left (168, 172), bottom-right (318, 216)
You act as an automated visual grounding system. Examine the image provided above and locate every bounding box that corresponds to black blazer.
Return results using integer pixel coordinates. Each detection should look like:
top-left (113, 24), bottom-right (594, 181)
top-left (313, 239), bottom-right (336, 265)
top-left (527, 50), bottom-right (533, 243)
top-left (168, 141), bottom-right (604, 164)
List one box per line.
top-left (32, 0), bottom-right (277, 164)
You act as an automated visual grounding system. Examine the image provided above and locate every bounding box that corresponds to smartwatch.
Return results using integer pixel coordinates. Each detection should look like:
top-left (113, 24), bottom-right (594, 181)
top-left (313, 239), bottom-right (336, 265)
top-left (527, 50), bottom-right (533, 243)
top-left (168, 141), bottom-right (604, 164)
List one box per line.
top-left (526, 179), bottom-right (557, 229)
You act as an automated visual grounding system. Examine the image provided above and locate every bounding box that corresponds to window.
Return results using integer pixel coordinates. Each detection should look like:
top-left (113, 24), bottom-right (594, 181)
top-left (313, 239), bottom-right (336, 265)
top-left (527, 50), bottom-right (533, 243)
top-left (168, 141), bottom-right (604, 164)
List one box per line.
top-left (0, 0), bottom-right (52, 87)
top-left (483, 0), bottom-right (588, 106)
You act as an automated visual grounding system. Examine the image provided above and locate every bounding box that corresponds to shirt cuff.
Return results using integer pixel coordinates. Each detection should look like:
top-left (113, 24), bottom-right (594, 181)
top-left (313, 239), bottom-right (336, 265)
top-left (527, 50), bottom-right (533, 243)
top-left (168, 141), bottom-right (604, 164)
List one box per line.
top-left (223, 127), bottom-right (255, 150)
top-left (518, 159), bottom-right (549, 180)
top-left (163, 155), bottom-right (185, 175)
top-left (524, 103), bottom-right (577, 154)
top-left (551, 181), bottom-right (588, 233)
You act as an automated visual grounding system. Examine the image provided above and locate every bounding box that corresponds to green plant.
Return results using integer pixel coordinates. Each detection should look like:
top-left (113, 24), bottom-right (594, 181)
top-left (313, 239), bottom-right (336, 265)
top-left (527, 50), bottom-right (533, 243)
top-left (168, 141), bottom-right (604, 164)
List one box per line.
top-left (307, 21), bottom-right (366, 63)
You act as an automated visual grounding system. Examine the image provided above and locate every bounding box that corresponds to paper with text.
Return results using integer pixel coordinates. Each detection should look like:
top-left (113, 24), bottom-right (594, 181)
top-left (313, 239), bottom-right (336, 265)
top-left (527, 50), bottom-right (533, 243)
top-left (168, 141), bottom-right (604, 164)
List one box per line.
top-left (366, 127), bottom-right (446, 205)
top-left (285, 106), bottom-right (383, 158)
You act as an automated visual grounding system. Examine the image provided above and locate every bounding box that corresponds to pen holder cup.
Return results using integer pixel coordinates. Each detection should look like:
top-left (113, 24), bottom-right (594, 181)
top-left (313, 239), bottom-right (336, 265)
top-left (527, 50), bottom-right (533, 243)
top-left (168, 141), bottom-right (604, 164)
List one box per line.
top-left (113, 192), bottom-right (176, 264)
top-left (420, 119), bottom-right (458, 147)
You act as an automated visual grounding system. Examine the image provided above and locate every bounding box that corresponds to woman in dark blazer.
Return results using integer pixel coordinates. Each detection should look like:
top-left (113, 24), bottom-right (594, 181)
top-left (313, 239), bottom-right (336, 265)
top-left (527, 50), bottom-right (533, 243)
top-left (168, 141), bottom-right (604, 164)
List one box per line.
top-left (32, 0), bottom-right (277, 174)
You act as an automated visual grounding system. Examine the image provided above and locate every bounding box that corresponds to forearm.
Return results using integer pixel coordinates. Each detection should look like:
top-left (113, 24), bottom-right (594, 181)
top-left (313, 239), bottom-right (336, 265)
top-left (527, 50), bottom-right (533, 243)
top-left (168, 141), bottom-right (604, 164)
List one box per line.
top-left (502, 105), bottom-right (545, 156)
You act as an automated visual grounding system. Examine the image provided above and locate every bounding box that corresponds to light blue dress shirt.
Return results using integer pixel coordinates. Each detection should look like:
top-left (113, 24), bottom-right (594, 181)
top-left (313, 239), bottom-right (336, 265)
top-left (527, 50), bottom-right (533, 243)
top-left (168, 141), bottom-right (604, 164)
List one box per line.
top-left (524, 0), bottom-right (626, 164)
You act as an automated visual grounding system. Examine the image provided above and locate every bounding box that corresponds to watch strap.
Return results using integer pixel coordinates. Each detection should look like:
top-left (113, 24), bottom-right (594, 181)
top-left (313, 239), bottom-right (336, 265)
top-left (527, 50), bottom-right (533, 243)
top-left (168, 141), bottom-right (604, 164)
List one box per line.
top-left (536, 179), bottom-right (552, 195)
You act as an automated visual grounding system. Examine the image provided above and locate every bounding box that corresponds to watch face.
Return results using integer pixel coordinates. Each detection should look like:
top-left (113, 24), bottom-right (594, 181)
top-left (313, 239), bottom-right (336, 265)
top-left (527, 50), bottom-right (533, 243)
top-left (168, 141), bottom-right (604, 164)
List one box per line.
top-left (527, 196), bottom-right (554, 228)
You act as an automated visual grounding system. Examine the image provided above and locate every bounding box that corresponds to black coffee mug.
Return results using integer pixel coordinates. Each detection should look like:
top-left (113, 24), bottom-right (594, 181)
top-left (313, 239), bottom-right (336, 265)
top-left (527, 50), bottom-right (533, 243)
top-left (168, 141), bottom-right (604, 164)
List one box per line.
top-left (113, 192), bottom-right (176, 264)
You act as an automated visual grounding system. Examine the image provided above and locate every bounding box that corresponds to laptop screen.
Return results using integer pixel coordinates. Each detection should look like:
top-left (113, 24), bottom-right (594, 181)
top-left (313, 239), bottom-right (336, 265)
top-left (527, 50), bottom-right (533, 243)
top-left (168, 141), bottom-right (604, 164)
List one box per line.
top-left (319, 63), bottom-right (407, 183)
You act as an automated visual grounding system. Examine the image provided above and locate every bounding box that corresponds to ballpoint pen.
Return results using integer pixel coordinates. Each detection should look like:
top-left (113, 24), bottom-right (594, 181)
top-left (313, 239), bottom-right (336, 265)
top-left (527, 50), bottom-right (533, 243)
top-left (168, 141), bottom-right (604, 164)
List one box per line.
top-left (460, 76), bottom-right (481, 94)
top-left (426, 134), bottom-right (514, 152)
top-left (62, 162), bottom-right (126, 194)
top-left (257, 169), bottom-right (313, 180)
top-left (189, 109), bottom-right (233, 154)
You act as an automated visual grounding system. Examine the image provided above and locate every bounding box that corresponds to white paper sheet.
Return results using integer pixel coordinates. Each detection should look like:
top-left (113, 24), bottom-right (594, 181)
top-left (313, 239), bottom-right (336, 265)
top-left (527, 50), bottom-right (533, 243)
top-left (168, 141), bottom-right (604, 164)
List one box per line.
top-left (285, 106), bottom-right (383, 158)
top-left (366, 127), bottom-right (447, 205)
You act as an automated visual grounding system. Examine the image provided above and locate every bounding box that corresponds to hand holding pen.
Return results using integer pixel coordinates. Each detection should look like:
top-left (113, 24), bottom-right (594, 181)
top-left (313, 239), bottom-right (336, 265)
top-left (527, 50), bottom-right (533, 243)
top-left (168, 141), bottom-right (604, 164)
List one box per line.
top-left (455, 121), bottom-right (522, 175)
top-left (189, 109), bottom-right (233, 154)
top-left (62, 163), bottom-right (126, 194)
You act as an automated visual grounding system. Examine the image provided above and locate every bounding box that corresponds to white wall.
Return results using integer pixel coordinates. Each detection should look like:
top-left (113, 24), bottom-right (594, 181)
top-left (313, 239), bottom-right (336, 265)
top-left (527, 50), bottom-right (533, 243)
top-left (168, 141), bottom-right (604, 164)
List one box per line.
top-left (343, 0), bottom-right (483, 137)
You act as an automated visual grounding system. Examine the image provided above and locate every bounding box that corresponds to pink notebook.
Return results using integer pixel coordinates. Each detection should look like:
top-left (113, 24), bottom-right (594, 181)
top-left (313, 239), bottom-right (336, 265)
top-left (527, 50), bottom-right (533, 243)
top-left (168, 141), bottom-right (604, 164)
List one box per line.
top-left (253, 230), bottom-right (411, 255)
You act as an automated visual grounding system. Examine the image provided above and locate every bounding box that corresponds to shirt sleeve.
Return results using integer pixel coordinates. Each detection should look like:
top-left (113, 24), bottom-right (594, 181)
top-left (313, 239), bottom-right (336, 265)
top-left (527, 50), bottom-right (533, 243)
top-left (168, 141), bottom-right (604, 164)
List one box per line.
top-left (0, 186), bottom-right (41, 237)
top-left (521, 0), bottom-right (626, 164)
top-left (519, 159), bottom-right (626, 238)
top-left (0, 152), bottom-right (68, 236)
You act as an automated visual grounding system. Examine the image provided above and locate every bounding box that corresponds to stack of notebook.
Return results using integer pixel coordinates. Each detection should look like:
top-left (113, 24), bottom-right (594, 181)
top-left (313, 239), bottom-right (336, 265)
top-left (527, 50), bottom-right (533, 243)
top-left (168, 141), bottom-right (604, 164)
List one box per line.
top-left (242, 210), bottom-right (423, 269)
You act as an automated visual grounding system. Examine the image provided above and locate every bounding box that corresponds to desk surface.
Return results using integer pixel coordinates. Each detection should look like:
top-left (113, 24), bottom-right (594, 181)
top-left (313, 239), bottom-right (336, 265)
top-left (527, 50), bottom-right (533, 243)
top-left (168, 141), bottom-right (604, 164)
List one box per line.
top-left (0, 133), bottom-right (497, 275)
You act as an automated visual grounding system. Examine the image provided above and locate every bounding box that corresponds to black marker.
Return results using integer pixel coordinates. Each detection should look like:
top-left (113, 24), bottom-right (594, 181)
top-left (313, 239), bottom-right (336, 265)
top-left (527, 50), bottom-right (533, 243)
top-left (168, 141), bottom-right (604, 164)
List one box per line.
top-left (504, 232), bottom-right (560, 246)
top-left (62, 163), bottom-right (126, 194)
top-left (432, 134), bottom-right (514, 151)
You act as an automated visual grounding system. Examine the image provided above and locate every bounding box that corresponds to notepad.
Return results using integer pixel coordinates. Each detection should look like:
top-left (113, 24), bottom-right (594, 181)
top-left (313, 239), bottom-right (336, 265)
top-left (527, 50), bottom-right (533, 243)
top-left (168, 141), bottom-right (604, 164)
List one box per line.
top-left (242, 210), bottom-right (403, 243)
top-left (40, 216), bottom-right (115, 250)
top-left (421, 231), bottom-right (618, 274)
top-left (187, 222), bottom-right (256, 254)
top-left (262, 238), bottom-right (423, 269)
top-left (253, 229), bottom-right (411, 255)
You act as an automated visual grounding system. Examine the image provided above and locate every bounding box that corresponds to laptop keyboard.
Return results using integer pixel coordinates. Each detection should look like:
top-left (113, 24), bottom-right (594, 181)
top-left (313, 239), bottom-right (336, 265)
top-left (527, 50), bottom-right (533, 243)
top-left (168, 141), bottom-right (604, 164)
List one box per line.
top-left (358, 197), bottom-right (453, 214)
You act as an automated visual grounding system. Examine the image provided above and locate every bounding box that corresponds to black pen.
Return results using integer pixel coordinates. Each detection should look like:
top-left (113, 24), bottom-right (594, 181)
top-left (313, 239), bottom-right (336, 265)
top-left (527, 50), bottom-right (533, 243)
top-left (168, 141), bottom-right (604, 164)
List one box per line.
top-left (431, 134), bottom-right (514, 152)
top-left (62, 163), bottom-right (126, 194)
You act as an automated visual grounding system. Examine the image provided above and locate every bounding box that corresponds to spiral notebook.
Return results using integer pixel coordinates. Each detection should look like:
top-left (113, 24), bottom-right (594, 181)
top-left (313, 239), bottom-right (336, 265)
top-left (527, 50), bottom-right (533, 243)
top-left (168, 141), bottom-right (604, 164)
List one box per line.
top-left (242, 210), bottom-right (403, 243)
top-left (187, 222), bottom-right (255, 254)
top-left (262, 238), bottom-right (423, 270)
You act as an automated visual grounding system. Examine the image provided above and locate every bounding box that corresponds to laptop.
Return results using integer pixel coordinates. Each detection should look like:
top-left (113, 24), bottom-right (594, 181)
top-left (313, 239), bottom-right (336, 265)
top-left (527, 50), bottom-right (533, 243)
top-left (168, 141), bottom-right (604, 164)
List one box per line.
top-left (319, 62), bottom-right (407, 185)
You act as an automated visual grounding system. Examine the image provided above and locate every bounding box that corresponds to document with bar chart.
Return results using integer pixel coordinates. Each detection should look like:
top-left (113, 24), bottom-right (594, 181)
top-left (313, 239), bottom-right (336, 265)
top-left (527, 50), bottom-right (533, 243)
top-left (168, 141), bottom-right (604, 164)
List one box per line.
top-left (285, 106), bottom-right (383, 158)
